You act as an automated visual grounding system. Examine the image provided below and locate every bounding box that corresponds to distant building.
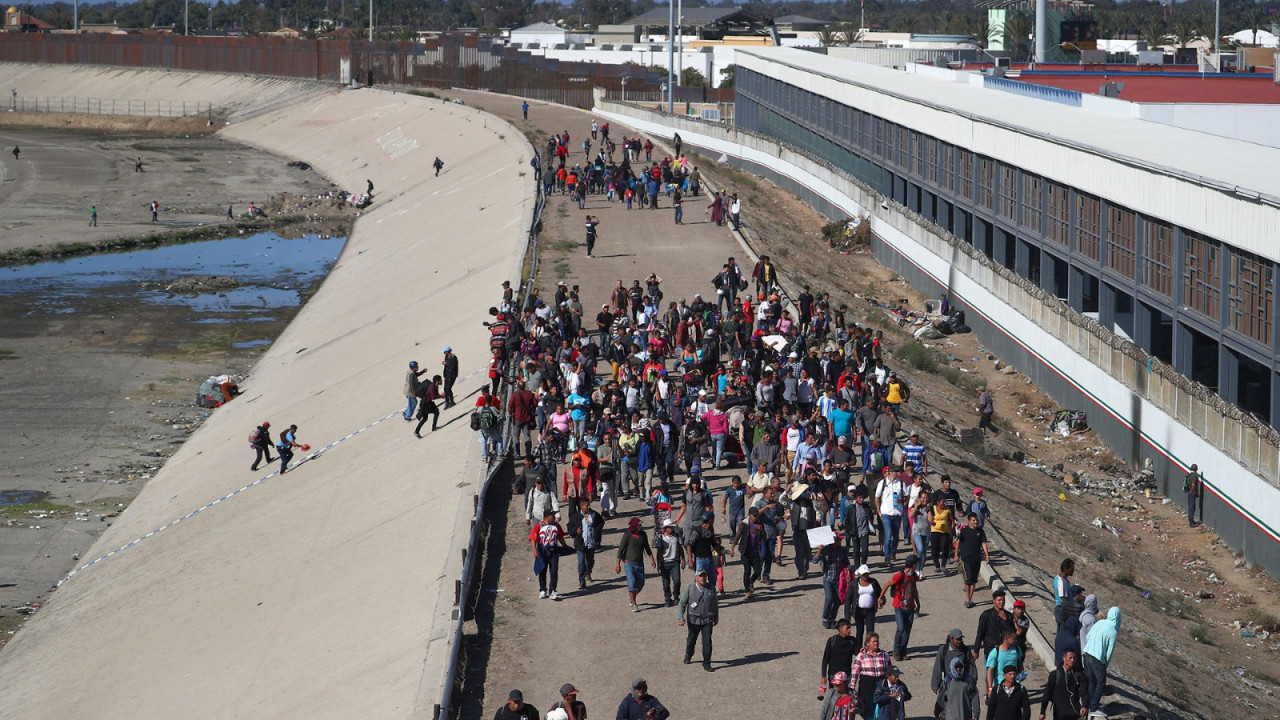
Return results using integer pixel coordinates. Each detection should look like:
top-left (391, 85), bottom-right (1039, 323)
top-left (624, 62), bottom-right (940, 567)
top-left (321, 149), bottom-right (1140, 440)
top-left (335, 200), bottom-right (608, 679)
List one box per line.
top-left (4, 6), bottom-right (54, 33)
top-left (618, 7), bottom-right (770, 44)
top-left (265, 26), bottom-right (305, 38)
top-left (773, 14), bottom-right (828, 33)
top-left (509, 21), bottom-right (571, 48)
top-left (79, 21), bottom-right (125, 34)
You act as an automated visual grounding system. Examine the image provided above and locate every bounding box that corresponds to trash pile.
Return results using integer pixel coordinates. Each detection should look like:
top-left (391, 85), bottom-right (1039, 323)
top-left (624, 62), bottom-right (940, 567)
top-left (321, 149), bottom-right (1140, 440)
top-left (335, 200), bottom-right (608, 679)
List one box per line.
top-left (196, 374), bottom-right (242, 408)
top-left (260, 190), bottom-right (368, 217)
top-left (1051, 409), bottom-right (1089, 436)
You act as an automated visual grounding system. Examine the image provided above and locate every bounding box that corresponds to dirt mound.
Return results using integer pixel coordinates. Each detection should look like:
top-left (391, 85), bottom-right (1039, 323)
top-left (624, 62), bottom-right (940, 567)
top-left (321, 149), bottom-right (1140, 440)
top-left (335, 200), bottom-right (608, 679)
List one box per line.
top-left (0, 113), bottom-right (217, 136)
top-left (140, 275), bottom-right (239, 294)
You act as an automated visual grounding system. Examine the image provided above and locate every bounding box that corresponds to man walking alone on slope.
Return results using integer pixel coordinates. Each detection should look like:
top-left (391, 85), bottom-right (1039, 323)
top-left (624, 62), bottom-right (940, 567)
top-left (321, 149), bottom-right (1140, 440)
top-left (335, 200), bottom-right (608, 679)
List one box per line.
top-left (442, 346), bottom-right (459, 409)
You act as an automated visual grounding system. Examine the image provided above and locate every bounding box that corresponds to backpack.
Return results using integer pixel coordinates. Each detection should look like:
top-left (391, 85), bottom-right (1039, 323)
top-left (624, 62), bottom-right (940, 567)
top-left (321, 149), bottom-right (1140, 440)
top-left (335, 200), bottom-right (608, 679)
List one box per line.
top-left (478, 406), bottom-right (498, 430)
top-left (837, 566), bottom-right (853, 604)
top-left (891, 570), bottom-right (919, 611)
top-left (248, 427), bottom-right (265, 446)
top-left (469, 412), bottom-right (482, 431)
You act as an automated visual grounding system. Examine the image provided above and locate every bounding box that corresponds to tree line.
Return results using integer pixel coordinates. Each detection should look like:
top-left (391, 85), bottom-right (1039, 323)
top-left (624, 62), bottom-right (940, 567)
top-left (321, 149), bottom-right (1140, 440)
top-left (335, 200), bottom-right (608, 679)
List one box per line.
top-left (14, 0), bottom-right (1275, 51)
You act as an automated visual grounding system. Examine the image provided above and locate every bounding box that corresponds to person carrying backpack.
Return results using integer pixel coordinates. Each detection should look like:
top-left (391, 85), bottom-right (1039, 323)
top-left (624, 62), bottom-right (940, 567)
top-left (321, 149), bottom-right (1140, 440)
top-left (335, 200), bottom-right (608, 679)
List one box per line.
top-left (248, 421), bottom-right (275, 471)
top-left (276, 424), bottom-right (307, 474)
top-left (474, 387), bottom-right (503, 463)
top-left (879, 554), bottom-right (923, 661)
top-left (932, 628), bottom-right (977, 718)
top-left (939, 655), bottom-right (982, 720)
top-left (531, 508), bottom-right (570, 600)
top-left (414, 376), bottom-right (443, 438)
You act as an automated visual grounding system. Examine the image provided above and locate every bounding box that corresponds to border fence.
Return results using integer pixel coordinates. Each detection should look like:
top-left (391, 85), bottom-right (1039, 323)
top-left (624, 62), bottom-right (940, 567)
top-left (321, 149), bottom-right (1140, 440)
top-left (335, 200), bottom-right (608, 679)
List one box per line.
top-left (6, 95), bottom-right (212, 117)
top-left (0, 33), bottom-right (672, 109)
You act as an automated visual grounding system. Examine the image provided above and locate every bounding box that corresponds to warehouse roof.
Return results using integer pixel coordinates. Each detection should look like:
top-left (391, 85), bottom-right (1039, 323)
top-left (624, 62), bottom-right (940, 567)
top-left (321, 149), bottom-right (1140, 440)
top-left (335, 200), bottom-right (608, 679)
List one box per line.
top-left (738, 47), bottom-right (1280, 205)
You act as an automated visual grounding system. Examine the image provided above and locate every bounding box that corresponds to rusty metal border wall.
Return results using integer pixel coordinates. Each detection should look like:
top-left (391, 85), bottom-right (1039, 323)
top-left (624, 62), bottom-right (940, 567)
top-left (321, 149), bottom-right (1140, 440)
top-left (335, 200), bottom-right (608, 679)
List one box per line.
top-left (0, 33), bottom-right (684, 109)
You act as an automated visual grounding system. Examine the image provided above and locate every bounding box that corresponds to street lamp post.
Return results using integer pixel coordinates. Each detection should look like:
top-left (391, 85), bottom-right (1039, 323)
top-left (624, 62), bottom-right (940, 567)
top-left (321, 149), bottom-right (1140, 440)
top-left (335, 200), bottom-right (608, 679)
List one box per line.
top-left (368, 0), bottom-right (373, 40)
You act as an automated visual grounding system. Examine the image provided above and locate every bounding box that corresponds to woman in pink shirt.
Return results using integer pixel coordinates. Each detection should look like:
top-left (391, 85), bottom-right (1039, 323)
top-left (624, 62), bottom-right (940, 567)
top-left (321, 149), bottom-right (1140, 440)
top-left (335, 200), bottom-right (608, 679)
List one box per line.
top-left (544, 403), bottom-right (572, 460)
top-left (703, 401), bottom-right (730, 469)
top-left (775, 311), bottom-right (794, 336)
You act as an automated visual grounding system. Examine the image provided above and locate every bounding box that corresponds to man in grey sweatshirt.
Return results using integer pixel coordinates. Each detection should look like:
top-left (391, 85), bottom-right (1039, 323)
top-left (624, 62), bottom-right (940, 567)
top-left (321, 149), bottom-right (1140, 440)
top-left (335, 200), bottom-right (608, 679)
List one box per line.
top-left (1078, 594), bottom-right (1100, 650)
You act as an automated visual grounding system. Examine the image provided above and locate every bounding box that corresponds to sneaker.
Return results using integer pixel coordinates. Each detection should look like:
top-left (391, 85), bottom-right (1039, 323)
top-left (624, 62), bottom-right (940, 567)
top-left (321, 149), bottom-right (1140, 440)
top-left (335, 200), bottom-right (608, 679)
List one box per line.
top-left (539, 591), bottom-right (547, 599)
top-left (684, 657), bottom-right (692, 665)
top-left (550, 591), bottom-right (559, 600)
top-left (251, 465), bottom-right (259, 471)
top-left (703, 662), bottom-right (714, 672)
top-left (631, 603), bottom-right (639, 613)
top-left (579, 581), bottom-right (587, 590)
top-left (665, 599), bottom-right (674, 607)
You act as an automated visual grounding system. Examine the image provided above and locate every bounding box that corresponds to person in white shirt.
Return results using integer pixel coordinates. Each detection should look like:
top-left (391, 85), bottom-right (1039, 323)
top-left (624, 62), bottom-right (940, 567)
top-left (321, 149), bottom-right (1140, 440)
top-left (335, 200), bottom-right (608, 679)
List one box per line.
top-left (691, 389), bottom-right (711, 418)
top-left (875, 467), bottom-right (908, 563)
top-left (784, 419), bottom-right (804, 473)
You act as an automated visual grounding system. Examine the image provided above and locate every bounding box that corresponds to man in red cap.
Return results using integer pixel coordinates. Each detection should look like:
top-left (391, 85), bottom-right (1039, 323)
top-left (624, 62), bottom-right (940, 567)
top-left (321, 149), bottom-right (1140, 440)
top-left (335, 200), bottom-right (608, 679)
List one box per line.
top-left (547, 683), bottom-right (586, 720)
top-left (249, 421), bottom-right (274, 471)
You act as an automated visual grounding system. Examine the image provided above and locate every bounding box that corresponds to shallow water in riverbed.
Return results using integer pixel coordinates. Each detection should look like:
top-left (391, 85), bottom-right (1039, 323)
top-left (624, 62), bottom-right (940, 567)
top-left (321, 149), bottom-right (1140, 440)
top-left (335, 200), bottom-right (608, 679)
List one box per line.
top-left (1, 232), bottom-right (346, 320)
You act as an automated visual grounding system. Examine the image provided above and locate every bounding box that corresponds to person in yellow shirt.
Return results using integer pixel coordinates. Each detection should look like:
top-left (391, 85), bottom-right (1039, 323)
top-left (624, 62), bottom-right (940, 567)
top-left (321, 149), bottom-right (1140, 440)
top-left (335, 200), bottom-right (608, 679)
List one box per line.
top-left (882, 372), bottom-right (909, 421)
top-left (928, 495), bottom-right (954, 575)
top-left (617, 425), bottom-right (641, 499)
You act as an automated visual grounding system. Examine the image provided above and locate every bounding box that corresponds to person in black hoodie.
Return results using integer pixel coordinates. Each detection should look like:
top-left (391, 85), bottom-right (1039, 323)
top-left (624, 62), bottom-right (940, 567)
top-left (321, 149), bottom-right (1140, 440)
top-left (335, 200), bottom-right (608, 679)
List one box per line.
top-left (821, 619), bottom-right (859, 689)
top-left (1039, 649), bottom-right (1090, 720)
top-left (986, 665), bottom-right (1031, 720)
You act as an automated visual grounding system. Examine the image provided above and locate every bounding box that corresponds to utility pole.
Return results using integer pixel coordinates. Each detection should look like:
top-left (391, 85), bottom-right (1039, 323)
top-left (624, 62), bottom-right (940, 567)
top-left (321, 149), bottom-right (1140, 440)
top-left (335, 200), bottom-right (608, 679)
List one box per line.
top-left (675, 0), bottom-right (682, 86)
top-left (1213, 0), bottom-right (1221, 71)
top-left (185, 0), bottom-right (189, 35)
top-left (368, 0), bottom-right (373, 40)
top-left (1034, 0), bottom-right (1046, 63)
top-left (666, 0), bottom-right (674, 113)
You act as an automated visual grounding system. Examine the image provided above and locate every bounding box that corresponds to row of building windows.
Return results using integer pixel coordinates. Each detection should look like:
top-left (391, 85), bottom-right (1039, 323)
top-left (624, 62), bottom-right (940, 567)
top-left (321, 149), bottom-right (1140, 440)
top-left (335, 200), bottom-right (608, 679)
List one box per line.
top-left (735, 67), bottom-right (1275, 348)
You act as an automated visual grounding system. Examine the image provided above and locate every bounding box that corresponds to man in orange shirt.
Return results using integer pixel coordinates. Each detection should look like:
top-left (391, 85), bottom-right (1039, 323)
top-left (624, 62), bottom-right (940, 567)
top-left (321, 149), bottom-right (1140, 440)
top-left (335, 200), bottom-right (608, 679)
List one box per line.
top-left (569, 445), bottom-right (598, 499)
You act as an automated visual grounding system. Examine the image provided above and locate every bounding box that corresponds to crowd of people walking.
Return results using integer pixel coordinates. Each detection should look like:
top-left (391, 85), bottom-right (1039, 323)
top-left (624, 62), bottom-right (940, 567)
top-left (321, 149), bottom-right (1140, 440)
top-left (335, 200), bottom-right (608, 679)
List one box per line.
top-left (448, 114), bottom-right (1128, 720)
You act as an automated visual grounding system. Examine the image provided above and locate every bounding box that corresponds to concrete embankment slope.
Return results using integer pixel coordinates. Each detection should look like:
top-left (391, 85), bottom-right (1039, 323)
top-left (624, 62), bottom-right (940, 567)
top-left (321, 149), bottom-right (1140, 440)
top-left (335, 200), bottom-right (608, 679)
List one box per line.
top-left (0, 62), bottom-right (335, 122)
top-left (0, 86), bottom-right (532, 719)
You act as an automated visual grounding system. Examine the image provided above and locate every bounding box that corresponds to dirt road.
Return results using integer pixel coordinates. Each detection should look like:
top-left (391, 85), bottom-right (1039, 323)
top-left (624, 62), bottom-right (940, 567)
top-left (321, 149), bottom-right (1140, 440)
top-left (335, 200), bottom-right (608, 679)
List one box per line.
top-left (447, 90), bottom-right (1280, 720)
